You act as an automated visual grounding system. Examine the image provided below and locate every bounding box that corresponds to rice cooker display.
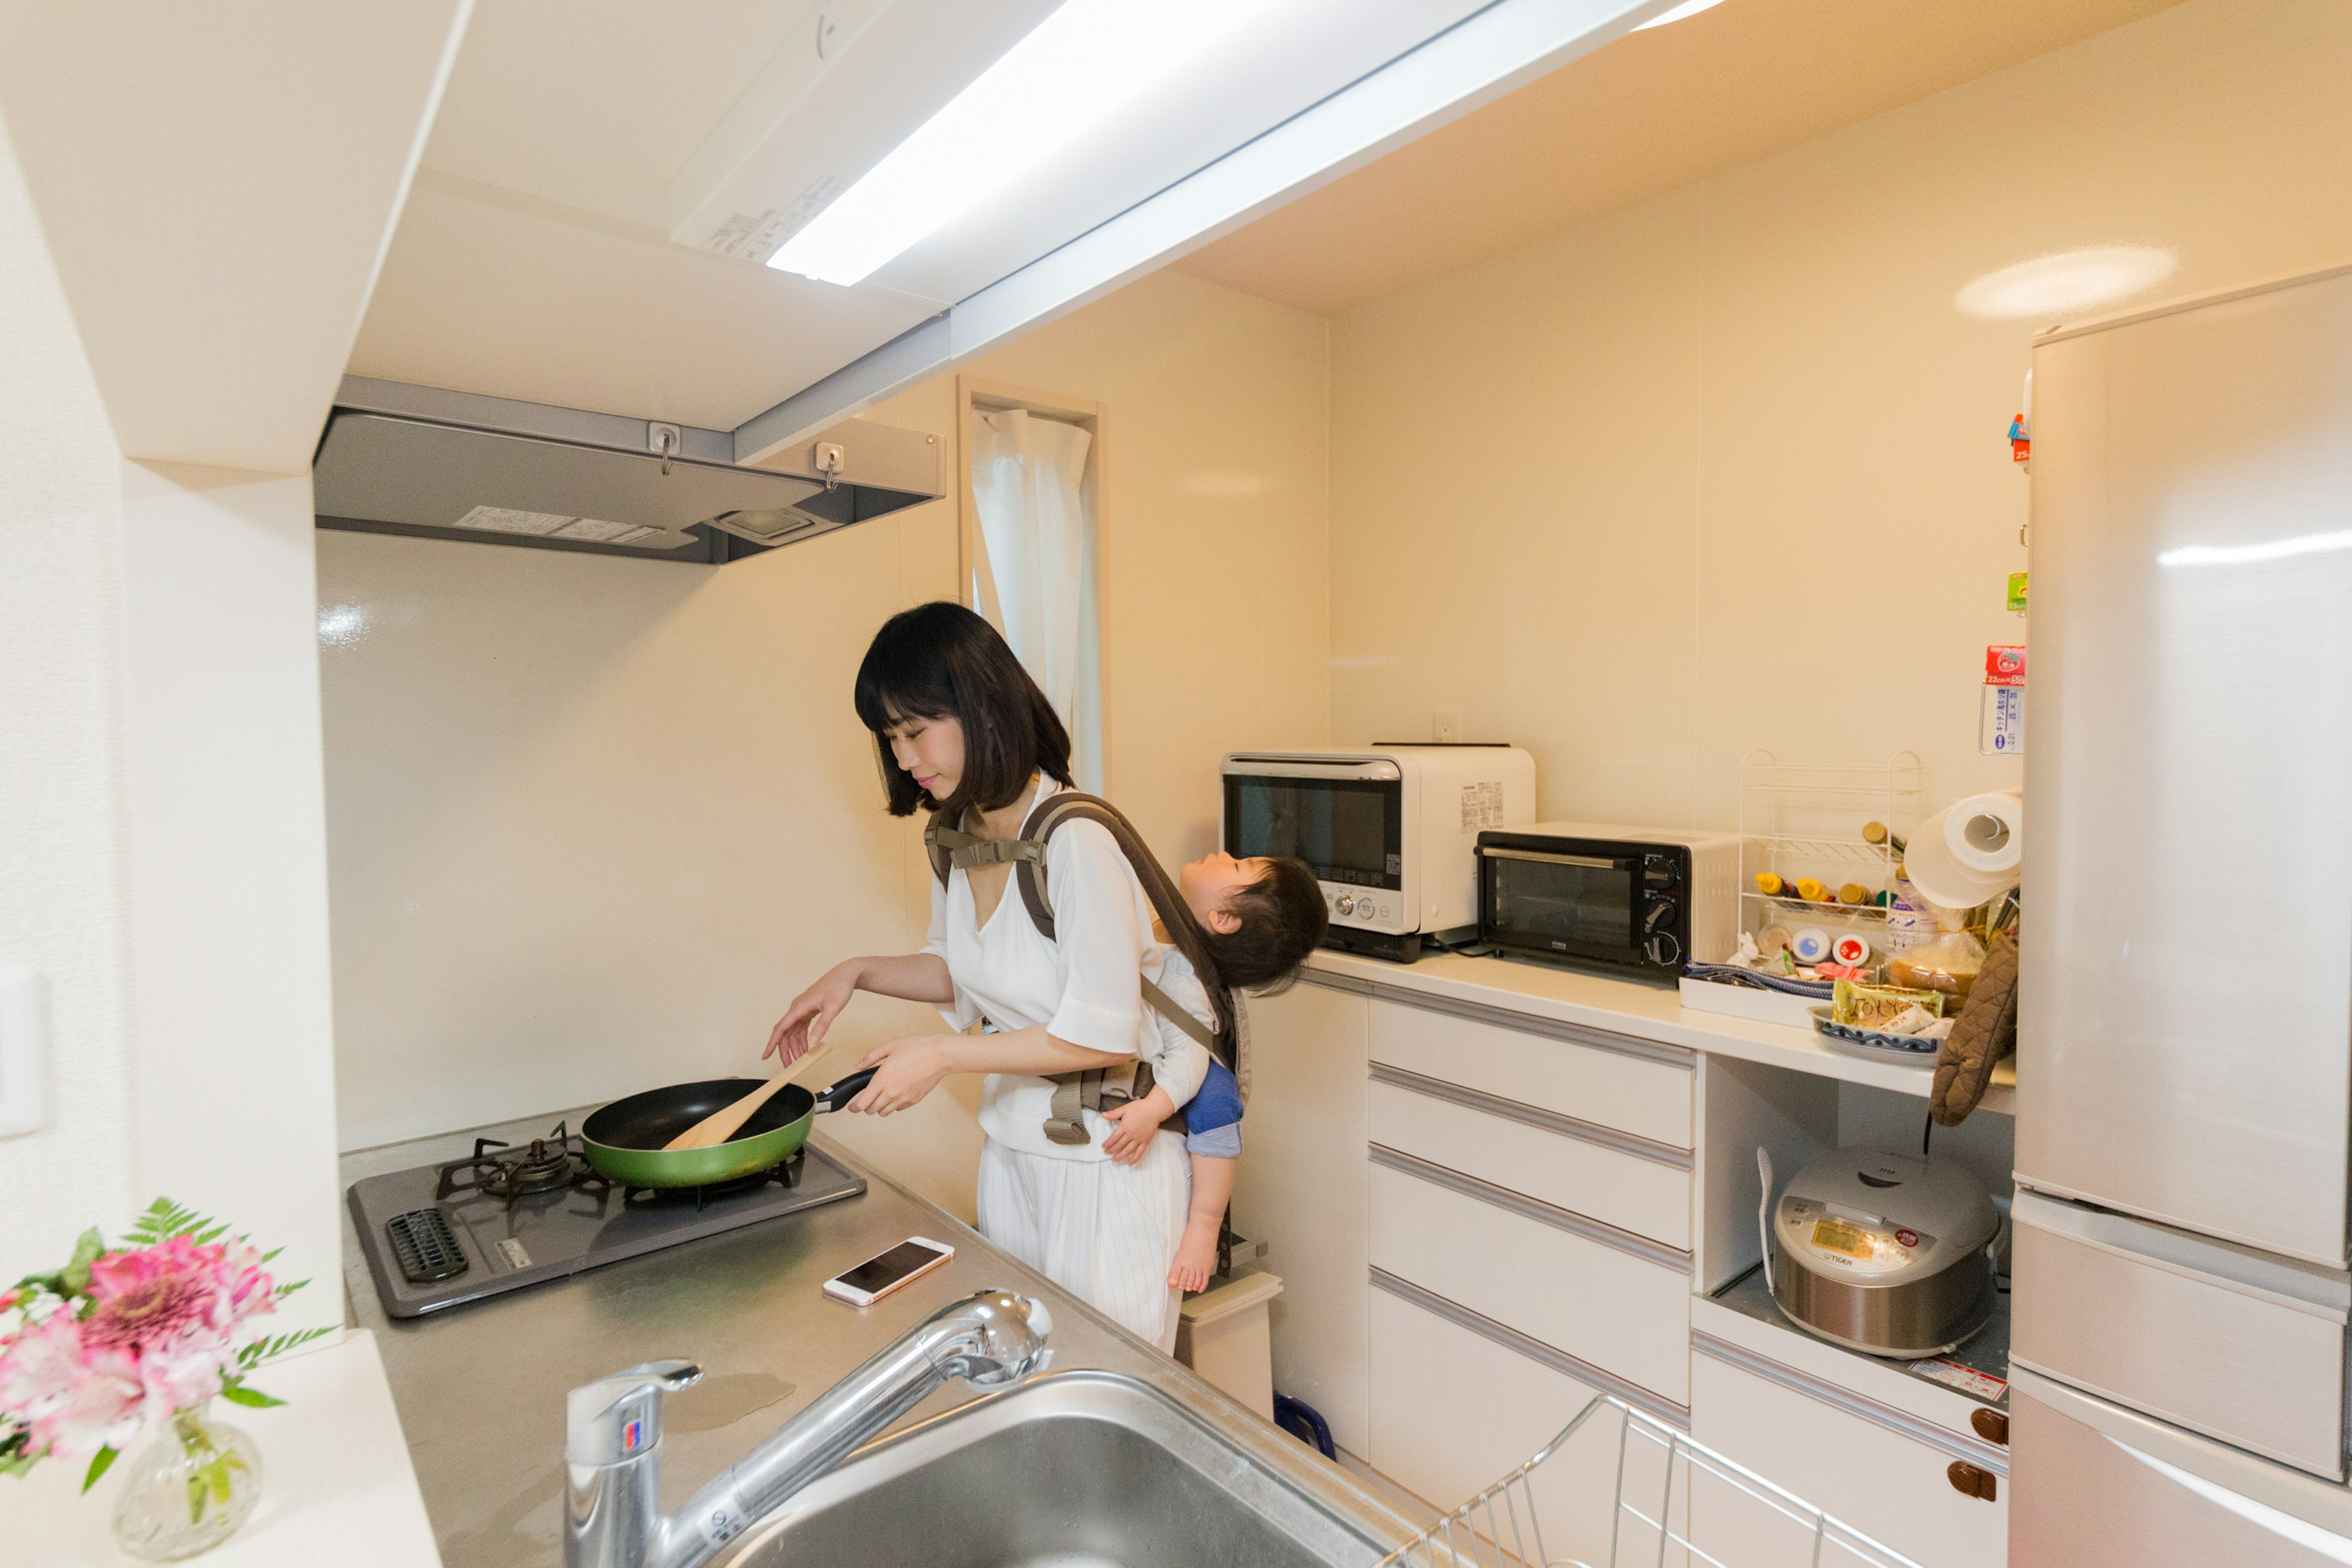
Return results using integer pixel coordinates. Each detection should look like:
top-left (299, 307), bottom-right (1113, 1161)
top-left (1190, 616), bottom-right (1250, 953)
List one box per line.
top-left (1779, 1197), bottom-right (1934, 1275)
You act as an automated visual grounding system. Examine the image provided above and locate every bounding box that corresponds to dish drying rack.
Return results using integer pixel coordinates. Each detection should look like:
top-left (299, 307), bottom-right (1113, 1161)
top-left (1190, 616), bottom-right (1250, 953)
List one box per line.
top-left (1377, 1393), bottom-right (1923, 1568)
top-left (1737, 751), bottom-right (1931, 957)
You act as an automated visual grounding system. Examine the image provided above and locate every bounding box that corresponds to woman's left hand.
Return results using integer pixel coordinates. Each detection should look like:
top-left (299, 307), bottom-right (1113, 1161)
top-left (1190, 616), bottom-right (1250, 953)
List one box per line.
top-left (846, 1036), bottom-right (953, 1116)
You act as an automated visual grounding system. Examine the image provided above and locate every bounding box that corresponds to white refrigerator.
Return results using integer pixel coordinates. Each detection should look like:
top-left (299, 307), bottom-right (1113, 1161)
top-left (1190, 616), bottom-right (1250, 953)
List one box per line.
top-left (2013, 258), bottom-right (2352, 1564)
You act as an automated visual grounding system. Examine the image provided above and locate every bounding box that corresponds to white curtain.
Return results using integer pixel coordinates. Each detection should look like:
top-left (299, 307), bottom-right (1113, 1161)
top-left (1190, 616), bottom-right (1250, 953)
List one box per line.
top-left (971, 407), bottom-right (1100, 788)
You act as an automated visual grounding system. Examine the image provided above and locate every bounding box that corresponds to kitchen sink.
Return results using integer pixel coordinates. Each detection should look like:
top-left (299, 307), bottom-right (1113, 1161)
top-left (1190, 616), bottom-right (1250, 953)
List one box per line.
top-left (720, 1370), bottom-right (1400, 1568)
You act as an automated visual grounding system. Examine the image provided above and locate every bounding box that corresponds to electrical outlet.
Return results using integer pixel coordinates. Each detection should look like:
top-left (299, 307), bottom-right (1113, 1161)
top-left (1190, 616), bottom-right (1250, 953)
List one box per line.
top-left (1433, 709), bottom-right (1460, 743)
top-left (0, 967), bottom-right (48, 1137)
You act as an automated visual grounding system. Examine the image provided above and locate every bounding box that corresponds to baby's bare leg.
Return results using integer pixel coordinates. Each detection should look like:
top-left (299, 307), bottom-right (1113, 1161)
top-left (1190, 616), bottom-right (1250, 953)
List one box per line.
top-left (1170, 1153), bottom-right (1237, 1292)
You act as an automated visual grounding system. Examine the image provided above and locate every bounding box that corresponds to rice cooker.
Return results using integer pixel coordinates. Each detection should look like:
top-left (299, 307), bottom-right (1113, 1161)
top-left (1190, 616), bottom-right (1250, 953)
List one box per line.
top-left (1768, 1147), bottom-right (2000, 1359)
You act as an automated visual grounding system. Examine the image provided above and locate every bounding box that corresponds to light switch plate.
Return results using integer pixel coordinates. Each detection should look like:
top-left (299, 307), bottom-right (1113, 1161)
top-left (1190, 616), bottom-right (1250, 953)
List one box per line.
top-left (0, 966), bottom-right (48, 1137)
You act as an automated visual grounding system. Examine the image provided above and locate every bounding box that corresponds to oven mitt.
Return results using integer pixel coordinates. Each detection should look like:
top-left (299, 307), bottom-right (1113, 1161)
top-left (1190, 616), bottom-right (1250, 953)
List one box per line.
top-left (1931, 924), bottom-right (2018, 1127)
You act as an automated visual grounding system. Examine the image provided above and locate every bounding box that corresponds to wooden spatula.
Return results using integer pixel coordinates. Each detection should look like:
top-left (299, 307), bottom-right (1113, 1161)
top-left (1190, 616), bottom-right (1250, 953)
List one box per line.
top-left (663, 1044), bottom-right (842, 1151)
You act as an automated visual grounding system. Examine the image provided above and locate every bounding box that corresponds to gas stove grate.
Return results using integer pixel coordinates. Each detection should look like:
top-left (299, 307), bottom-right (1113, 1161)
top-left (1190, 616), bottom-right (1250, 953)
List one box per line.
top-left (386, 1207), bottom-right (469, 1284)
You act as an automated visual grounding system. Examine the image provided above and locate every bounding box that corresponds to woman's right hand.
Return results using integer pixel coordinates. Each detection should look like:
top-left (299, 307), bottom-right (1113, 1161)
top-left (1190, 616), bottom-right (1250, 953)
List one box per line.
top-left (767, 962), bottom-right (861, 1064)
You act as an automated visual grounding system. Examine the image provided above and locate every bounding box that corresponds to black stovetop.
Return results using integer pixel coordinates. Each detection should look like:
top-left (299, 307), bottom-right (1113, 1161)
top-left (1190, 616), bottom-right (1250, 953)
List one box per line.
top-left (348, 1123), bottom-right (865, 1317)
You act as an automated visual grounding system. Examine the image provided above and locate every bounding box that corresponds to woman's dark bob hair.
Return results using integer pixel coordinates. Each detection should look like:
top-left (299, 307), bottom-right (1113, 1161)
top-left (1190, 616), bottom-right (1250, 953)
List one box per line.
top-left (854, 601), bottom-right (1071, 821)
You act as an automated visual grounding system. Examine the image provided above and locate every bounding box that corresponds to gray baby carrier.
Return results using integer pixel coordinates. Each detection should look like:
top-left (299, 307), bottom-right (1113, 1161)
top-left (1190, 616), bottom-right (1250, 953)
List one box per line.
top-left (924, 790), bottom-right (1251, 1147)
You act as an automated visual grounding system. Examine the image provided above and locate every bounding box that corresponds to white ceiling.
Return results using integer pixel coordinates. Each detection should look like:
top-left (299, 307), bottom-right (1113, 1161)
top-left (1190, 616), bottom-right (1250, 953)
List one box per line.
top-left (0, 1), bottom-right (469, 473)
top-left (345, 0), bottom-right (1546, 432)
top-left (418, 0), bottom-right (812, 232)
top-left (1174, 0), bottom-right (2190, 313)
top-left (347, 175), bottom-right (932, 434)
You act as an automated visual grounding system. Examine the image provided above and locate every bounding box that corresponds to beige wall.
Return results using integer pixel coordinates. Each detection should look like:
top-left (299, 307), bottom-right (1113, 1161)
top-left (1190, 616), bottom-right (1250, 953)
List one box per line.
top-left (1327, 0), bottom-right (2352, 830)
top-left (0, 118), bottom-right (138, 1268)
top-left (319, 269), bottom-right (1329, 1219)
top-left (1, 127), bottom-right (348, 1338)
top-left (864, 269), bottom-right (1335, 861)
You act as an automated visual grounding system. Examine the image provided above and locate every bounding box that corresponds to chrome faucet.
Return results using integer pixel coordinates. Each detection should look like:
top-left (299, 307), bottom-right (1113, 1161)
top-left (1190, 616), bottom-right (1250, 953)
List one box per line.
top-left (564, 1289), bottom-right (1054, 1568)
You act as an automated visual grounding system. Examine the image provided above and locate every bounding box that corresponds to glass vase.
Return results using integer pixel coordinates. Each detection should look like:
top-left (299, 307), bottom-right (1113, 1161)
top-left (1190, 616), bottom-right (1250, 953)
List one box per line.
top-left (108, 1404), bottom-right (263, 1562)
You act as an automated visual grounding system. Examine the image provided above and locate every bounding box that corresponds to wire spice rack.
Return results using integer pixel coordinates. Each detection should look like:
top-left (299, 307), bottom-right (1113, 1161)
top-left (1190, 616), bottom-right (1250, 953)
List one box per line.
top-left (1737, 751), bottom-right (1932, 954)
top-left (1376, 1393), bottom-right (1925, 1568)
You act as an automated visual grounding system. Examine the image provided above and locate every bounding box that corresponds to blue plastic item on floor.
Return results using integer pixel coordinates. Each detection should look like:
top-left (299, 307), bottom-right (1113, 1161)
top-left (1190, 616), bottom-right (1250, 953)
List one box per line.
top-left (1272, 1393), bottom-right (1335, 1459)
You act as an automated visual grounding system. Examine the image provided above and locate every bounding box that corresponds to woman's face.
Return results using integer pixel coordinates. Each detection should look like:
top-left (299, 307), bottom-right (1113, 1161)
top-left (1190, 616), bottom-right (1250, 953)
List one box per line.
top-left (884, 711), bottom-right (965, 802)
top-left (1180, 851), bottom-right (1272, 935)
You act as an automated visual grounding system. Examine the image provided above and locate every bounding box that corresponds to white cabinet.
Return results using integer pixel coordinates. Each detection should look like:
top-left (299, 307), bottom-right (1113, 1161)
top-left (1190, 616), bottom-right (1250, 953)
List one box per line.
top-left (1691, 1339), bottom-right (2008, 1568)
top-left (1367, 1284), bottom-right (1623, 1564)
top-left (1370, 1159), bottom-right (1691, 1406)
top-left (1252, 962), bottom-right (2007, 1567)
top-left (1368, 996), bottom-right (1693, 1148)
top-left (1367, 1076), bottom-right (1691, 1248)
top-left (1231, 975), bottom-right (1370, 1453)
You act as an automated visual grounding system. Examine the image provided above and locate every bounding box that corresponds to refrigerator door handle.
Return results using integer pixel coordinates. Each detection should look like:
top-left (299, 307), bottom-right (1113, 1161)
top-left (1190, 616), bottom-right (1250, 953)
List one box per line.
top-left (2013, 1368), bottom-right (2352, 1551)
top-left (2107, 1438), bottom-right (2352, 1564)
top-left (2013, 1189), bottom-right (2352, 1321)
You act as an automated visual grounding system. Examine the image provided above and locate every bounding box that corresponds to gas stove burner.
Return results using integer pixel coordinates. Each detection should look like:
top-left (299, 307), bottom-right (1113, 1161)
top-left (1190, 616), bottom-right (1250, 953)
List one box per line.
top-left (352, 1136), bottom-right (863, 1316)
top-left (622, 1150), bottom-right (804, 1212)
top-left (435, 1121), bottom-right (606, 1209)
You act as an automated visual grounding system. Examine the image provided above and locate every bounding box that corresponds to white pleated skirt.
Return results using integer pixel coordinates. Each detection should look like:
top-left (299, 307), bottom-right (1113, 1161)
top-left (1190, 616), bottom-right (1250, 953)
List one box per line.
top-left (975, 1133), bottom-right (1190, 1352)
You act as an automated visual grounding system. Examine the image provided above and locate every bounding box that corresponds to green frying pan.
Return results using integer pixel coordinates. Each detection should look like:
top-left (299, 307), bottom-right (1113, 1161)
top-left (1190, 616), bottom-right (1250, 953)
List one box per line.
top-left (579, 1069), bottom-right (875, 1188)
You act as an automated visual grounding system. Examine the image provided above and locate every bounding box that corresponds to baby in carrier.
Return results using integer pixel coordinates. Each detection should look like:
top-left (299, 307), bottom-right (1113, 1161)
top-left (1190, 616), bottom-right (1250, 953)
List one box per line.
top-left (1101, 851), bottom-right (1328, 1291)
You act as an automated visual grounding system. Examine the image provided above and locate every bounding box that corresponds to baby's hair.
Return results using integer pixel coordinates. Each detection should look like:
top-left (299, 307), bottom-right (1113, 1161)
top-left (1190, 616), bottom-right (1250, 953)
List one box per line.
top-left (1204, 858), bottom-right (1328, 992)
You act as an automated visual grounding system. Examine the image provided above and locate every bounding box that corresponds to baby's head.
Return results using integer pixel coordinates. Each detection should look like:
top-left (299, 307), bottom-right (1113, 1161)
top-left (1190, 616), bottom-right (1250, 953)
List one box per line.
top-left (1178, 851), bottom-right (1329, 991)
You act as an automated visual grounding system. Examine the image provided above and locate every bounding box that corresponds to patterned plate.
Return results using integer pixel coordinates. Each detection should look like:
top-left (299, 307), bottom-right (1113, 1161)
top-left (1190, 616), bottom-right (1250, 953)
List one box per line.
top-left (1809, 1005), bottom-right (1941, 1065)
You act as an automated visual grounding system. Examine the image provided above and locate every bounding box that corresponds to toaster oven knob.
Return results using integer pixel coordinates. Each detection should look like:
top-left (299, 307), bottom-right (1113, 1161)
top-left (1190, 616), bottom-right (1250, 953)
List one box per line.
top-left (1643, 932), bottom-right (1681, 967)
top-left (1644, 900), bottom-right (1675, 933)
top-left (1336, 894), bottom-right (1356, 916)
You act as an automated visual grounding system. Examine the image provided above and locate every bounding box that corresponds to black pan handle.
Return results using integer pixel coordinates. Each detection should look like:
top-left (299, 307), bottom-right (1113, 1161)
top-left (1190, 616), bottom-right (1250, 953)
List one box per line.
top-left (814, 1068), bottom-right (878, 1112)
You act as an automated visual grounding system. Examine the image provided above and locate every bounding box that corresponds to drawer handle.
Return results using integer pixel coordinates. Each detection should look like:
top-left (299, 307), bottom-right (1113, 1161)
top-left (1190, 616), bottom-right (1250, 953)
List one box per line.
top-left (1948, 1461), bottom-right (1999, 1502)
top-left (1970, 1408), bottom-right (2010, 1447)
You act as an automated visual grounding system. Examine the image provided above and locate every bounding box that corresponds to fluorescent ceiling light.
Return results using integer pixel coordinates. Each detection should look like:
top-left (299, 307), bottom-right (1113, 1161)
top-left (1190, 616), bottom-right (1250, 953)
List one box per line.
top-left (2158, 527), bottom-right (2352, 569)
top-left (1636, 0), bottom-right (1728, 29)
top-left (1955, 246), bottom-right (2177, 320)
top-left (772, 0), bottom-right (1288, 287)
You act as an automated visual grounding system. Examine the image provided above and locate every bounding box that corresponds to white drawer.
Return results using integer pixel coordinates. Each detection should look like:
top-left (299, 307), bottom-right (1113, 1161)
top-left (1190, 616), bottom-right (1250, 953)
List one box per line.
top-left (1369, 1158), bottom-right (1689, 1404)
top-left (1368, 996), bottom-right (1692, 1148)
top-left (1368, 1073), bottom-right (1691, 1249)
top-left (1692, 1340), bottom-right (2008, 1568)
top-left (1367, 1284), bottom-right (1624, 1568)
top-left (2011, 1191), bottom-right (2350, 1479)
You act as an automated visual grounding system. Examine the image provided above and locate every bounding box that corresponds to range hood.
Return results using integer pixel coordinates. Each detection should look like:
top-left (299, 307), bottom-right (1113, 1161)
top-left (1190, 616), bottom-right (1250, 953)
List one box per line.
top-left (315, 377), bottom-right (942, 564)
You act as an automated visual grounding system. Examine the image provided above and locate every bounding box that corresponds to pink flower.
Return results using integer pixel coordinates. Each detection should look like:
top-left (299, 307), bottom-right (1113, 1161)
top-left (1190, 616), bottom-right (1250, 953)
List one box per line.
top-left (0, 1232), bottom-right (285, 1461)
top-left (80, 1235), bottom-right (276, 1427)
top-left (0, 1310), bottom-right (142, 1460)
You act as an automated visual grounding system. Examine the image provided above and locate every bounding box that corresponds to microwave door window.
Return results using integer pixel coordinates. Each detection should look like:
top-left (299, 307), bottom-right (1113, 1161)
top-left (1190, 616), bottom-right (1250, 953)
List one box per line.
top-left (1501, 862), bottom-right (1636, 948)
top-left (1227, 777), bottom-right (1399, 889)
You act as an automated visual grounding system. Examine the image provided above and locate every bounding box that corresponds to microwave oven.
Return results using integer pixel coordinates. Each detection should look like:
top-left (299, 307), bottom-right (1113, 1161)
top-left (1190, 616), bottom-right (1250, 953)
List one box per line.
top-left (1476, 821), bottom-right (1740, 974)
top-left (1221, 746), bottom-right (1536, 962)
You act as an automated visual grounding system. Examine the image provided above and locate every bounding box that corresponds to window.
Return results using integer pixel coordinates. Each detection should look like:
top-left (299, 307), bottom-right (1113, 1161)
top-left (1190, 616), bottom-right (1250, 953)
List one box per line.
top-left (957, 377), bottom-right (1107, 793)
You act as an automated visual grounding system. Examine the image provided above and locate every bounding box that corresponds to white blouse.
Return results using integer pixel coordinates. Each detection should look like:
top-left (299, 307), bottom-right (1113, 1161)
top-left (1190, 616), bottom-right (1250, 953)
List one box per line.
top-left (922, 780), bottom-right (1204, 1159)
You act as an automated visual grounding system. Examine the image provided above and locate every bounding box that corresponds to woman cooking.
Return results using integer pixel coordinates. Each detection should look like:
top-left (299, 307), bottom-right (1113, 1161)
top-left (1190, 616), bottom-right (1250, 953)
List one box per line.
top-left (767, 601), bottom-right (1193, 1348)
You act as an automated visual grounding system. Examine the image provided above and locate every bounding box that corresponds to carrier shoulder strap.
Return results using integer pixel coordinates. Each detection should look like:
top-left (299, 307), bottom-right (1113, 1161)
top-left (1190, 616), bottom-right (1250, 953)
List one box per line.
top-left (924, 816), bottom-right (1042, 886)
top-left (929, 789), bottom-right (1248, 1147)
top-left (1011, 794), bottom-right (1235, 1044)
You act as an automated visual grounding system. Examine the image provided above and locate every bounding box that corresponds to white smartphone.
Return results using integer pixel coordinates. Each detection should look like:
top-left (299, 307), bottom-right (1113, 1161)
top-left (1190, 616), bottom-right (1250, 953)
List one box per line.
top-left (822, 1236), bottom-right (956, 1306)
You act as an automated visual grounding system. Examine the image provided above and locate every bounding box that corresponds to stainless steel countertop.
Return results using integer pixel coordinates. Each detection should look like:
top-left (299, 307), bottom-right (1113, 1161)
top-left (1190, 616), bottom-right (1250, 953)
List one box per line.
top-left (342, 1112), bottom-right (1408, 1567)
